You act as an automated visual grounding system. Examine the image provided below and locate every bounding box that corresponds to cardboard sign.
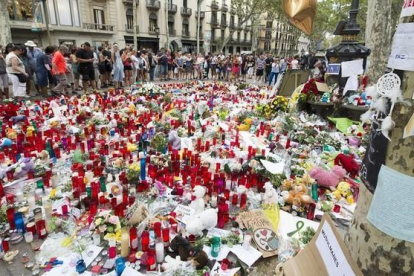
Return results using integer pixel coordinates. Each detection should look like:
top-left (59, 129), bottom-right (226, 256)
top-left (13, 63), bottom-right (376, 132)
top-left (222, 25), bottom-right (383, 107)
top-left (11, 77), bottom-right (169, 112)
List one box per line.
top-left (281, 214), bottom-right (362, 276)
top-left (174, 204), bottom-right (195, 226)
top-left (238, 209), bottom-right (279, 258)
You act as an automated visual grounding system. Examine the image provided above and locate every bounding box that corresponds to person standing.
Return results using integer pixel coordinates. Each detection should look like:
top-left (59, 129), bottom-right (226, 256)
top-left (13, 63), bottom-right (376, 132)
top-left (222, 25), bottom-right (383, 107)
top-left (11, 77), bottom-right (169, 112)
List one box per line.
top-left (0, 45), bottom-right (9, 100)
top-left (148, 52), bottom-right (156, 82)
top-left (6, 45), bottom-right (28, 100)
top-left (103, 45), bottom-right (113, 86)
top-left (265, 54), bottom-right (272, 82)
top-left (52, 45), bottom-right (69, 95)
top-left (291, 55), bottom-right (299, 70)
top-left (25, 40), bottom-right (41, 95)
top-left (35, 46), bottom-right (55, 97)
top-left (111, 44), bottom-right (124, 89)
top-left (268, 59), bottom-right (281, 86)
top-left (98, 46), bottom-right (107, 88)
top-left (76, 42), bottom-right (96, 94)
top-left (255, 54), bottom-right (266, 83)
top-left (122, 48), bottom-right (133, 86)
top-left (70, 48), bottom-right (81, 92)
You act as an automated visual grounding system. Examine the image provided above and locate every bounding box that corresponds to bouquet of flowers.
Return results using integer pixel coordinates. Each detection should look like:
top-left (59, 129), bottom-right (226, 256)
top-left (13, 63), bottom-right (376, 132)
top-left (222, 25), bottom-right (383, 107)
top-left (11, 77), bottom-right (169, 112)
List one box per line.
top-left (90, 210), bottom-right (122, 241)
top-left (126, 162), bottom-right (141, 183)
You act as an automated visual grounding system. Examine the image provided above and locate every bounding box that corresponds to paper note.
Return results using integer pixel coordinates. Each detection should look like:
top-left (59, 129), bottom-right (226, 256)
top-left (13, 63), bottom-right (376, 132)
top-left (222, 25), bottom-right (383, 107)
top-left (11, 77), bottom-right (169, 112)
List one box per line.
top-left (401, 0), bottom-right (414, 18)
top-left (403, 113), bottom-right (414, 138)
top-left (315, 220), bottom-right (356, 276)
top-left (316, 82), bottom-right (330, 92)
top-left (341, 59), bottom-right (364, 78)
top-left (230, 244), bottom-right (262, 267)
top-left (210, 261), bottom-right (240, 276)
top-left (174, 204), bottom-right (195, 226)
top-left (367, 165), bottom-right (414, 242)
top-left (260, 159), bottom-right (285, 175)
top-left (207, 228), bottom-right (231, 238)
top-left (121, 266), bottom-right (145, 276)
top-left (343, 75), bottom-right (359, 95)
top-left (388, 23), bottom-right (414, 71)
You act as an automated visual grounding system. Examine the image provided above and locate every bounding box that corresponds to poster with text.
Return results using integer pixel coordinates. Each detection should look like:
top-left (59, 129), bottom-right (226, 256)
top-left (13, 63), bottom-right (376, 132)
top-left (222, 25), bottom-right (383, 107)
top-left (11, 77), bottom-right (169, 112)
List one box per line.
top-left (387, 23), bottom-right (414, 71)
top-left (401, 0), bottom-right (414, 18)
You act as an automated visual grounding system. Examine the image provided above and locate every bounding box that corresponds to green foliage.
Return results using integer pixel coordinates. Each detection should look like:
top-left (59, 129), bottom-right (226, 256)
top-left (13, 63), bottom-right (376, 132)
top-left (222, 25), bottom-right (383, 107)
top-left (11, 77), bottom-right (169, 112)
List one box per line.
top-left (299, 227), bottom-right (316, 244)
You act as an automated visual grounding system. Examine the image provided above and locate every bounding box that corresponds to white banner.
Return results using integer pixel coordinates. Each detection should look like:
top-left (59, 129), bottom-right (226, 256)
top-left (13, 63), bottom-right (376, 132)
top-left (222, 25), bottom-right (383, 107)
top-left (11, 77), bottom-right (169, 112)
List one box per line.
top-left (401, 0), bottom-right (414, 18)
top-left (387, 23), bottom-right (414, 71)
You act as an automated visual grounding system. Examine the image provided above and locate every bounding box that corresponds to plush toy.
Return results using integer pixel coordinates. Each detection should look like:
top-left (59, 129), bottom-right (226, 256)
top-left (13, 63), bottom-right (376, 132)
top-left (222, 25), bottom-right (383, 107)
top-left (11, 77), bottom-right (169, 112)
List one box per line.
top-left (282, 182), bottom-right (313, 206)
top-left (0, 138), bottom-right (13, 149)
top-left (168, 129), bottom-right (181, 150)
top-left (263, 182), bottom-right (279, 205)
top-left (190, 185), bottom-right (206, 214)
top-left (308, 165), bottom-right (346, 188)
top-left (36, 150), bottom-right (50, 164)
top-left (162, 256), bottom-right (189, 272)
top-left (14, 157), bottom-right (35, 179)
top-left (321, 92), bottom-right (330, 103)
top-left (6, 129), bottom-right (17, 140)
top-left (332, 182), bottom-right (354, 204)
top-left (334, 154), bottom-right (360, 179)
top-left (186, 208), bottom-right (218, 236)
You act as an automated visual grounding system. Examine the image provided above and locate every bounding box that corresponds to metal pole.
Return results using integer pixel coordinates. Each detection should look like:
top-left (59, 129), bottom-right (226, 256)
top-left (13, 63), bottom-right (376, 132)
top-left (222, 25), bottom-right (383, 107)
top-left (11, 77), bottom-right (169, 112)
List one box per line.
top-left (165, 0), bottom-right (169, 50)
top-left (42, 0), bottom-right (51, 45)
top-left (196, 0), bottom-right (201, 54)
top-left (133, 0), bottom-right (137, 50)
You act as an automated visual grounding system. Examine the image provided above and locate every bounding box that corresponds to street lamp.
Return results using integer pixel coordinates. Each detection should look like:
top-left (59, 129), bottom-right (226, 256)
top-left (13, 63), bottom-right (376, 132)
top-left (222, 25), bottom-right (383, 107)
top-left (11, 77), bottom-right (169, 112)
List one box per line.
top-left (326, 0), bottom-right (371, 88)
top-left (155, 26), bottom-right (160, 51)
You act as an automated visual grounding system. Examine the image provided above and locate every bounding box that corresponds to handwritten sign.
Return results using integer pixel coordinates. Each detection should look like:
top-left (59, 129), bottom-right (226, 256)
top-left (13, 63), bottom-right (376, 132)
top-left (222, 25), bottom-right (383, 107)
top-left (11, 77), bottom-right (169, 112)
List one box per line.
top-left (401, 0), bottom-right (414, 18)
top-left (387, 23), bottom-right (414, 71)
top-left (238, 210), bottom-right (279, 258)
top-left (174, 205), bottom-right (195, 226)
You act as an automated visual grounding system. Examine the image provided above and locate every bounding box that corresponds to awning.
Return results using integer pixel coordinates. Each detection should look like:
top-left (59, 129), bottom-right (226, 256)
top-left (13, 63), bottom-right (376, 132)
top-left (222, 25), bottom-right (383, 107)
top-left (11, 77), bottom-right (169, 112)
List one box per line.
top-left (124, 36), bottom-right (160, 43)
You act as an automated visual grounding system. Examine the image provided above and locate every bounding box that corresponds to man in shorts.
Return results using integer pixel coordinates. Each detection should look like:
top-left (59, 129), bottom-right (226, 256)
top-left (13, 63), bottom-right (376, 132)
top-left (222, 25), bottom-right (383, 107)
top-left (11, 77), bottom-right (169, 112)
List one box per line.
top-left (255, 54), bottom-right (266, 83)
top-left (0, 45), bottom-right (9, 100)
top-left (76, 42), bottom-right (96, 94)
top-left (52, 45), bottom-right (69, 95)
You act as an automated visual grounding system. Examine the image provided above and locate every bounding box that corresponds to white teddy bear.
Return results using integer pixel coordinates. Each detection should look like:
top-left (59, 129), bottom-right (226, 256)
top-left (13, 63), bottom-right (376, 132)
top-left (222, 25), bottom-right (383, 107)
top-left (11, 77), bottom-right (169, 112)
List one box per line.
top-left (186, 208), bottom-right (218, 236)
top-left (190, 185), bottom-right (206, 214)
top-left (263, 182), bottom-right (279, 205)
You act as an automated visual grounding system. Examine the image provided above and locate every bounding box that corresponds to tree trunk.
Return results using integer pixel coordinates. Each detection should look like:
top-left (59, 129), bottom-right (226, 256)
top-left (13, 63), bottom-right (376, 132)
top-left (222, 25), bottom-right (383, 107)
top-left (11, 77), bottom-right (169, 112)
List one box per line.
top-left (345, 71), bottom-right (414, 275)
top-left (0, 0), bottom-right (12, 45)
top-left (365, 0), bottom-right (392, 84)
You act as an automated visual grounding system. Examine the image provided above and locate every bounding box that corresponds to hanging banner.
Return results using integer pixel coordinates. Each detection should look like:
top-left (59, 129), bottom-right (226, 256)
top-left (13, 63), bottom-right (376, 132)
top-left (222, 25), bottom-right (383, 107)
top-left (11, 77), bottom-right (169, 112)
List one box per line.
top-left (387, 23), bottom-right (414, 72)
top-left (401, 0), bottom-right (414, 18)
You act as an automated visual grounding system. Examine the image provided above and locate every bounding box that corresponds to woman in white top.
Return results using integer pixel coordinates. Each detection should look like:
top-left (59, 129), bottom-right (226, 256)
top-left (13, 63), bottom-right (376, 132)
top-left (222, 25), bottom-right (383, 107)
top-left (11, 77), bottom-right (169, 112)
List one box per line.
top-left (194, 54), bottom-right (204, 80)
top-left (6, 45), bottom-right (28, 99)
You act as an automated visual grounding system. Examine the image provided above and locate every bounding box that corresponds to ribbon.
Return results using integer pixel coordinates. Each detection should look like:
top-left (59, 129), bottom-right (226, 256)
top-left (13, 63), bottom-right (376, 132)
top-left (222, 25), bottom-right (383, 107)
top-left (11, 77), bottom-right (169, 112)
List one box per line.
top-left (287, 221), bottom-right (305, 237)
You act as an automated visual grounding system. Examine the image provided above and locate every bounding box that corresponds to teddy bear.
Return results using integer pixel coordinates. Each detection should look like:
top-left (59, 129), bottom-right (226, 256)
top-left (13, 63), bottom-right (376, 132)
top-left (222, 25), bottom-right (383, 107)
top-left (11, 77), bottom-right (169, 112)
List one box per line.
top-left (334, 153), bottom-right (360, 179)
top-left (162, 255), bottom-right (188, 272)
top-left (14, 157), bottom-right (34, 179)
top-left (190, 185), bottom-right (206, 214)
top-left (186, 208), bottom-right (218, 236)
top-left (263, 182), bottom-right (279, 205)
top-left (282, 181), bottom-right (312, 206)
top-left (308, 165), bottom-right (346, 189)
top-left (0, 138), bottom-right (13, 149)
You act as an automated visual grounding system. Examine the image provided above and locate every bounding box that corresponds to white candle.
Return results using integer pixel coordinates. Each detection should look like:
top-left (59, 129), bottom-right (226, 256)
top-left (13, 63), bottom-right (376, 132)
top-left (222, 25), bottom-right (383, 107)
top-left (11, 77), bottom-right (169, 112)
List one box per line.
top-left (121, 230), bottom-right (130, 258)
top-left (24, 232), bottom-right (33, 243)
top-left (16, 191), bottom-right (24, 202)
top-left (85, 172), bottom-right (94, 183)
top-left (28, 195), bottom-right (36, 210)
top-left (155, 241), bottom-right (164, 263)
top-left (211, 195), bottom-right (217, 208)
top-left (243, 234), bottom-right (252, 250)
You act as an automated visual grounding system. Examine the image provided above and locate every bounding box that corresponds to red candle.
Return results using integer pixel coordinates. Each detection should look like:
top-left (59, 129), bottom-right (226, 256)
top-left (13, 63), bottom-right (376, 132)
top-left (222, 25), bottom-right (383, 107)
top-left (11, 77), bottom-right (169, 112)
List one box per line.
top-left (2, 238), bottom-right (10, 252)
top-left (6, 207), bottom-right (15, 229)
top-left (162, 227), bottom-right (170, 246)
top-left (130, 226), bottom-right (138, 251)
top-left (36, 219), bottom-right (47, 239)
top-left (141, 230), bottom-right (150, 252)
top-left (307, 203), bottom-right (316, 220)
top-left (240, 193), bottom-right (247, 208)
top-left (153, 222), bottom-right (162, 238)
top-left (231, 194), bottom-right (238, 206)
top-left (147, 250), bottom-right (156, 271)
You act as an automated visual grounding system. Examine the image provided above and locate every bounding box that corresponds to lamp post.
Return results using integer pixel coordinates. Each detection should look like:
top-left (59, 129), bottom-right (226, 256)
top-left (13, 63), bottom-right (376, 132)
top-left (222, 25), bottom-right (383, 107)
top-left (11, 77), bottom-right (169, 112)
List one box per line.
top-left (326, 0), bottom-right (371, 88)
top-left (133, 0), bottom-right (137, 50)
top-left (41, 0), bottom-right (52, 45)
top-left (155, 26), bottom-right (160, 52)
top-left (196, 0), bottom-right (202, 54)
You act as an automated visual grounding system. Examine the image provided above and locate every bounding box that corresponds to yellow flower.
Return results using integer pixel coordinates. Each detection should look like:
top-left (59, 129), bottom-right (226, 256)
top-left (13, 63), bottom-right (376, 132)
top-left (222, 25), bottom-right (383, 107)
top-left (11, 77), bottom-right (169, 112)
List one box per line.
top-left (50, 189), bottom-right (57, 199)
top-left (95, 218), bottom-right (103, 226)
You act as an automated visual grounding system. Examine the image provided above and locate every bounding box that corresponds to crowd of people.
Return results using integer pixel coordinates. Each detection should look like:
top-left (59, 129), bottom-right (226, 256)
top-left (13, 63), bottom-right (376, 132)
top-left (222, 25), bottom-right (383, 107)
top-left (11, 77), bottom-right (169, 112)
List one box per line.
top-left (0, 39), bottom-right (321, 100)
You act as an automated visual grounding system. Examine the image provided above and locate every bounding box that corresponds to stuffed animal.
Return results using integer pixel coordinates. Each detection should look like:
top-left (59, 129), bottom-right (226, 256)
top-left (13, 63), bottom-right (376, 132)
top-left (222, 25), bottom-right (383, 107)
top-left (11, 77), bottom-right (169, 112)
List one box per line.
top-left (162, 256), bottom-right (189, 272)
top-left (282, 182), bottom-right (312, 206)
top-left (190, 185), bottom-right (206, 214)
top-left (263, 182), bottom-right (279, 205)
top-left (14, 157), bottom-right (34, 179)
top-left (186, 208), bottom-right (218, 236)
top-left (170, 235), bottom-right (192, 261)
top-left (334, 153), bottom-right (360, 179)
top-left (0, 138), bottom-right (13, 149)
top-left (168, 129), bottom-right (181, 150)
top-left (332, 182), bottom-right (354, 204)
top-left (308, 165), bottom-right (346, 188)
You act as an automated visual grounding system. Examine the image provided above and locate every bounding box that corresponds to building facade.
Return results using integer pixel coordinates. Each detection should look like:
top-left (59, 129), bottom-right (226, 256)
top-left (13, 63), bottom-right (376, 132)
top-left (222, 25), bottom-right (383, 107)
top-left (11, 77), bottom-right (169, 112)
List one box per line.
top-left (5, 0), bottom-right (308, 55)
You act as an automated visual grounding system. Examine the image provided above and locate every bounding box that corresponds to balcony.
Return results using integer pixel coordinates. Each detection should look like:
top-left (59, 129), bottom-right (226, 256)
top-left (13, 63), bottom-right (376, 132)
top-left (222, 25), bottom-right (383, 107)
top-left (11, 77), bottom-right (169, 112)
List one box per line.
top-left (245, 25), bottom-right (251, 32)
top-left (230, 6), bottom-right (236, 14)
top-left (123, 0), bottom-right (138, 5)
top-left (222, 4), bottom-right (228, 12)
top-left (125, 24), bottom-right (139, 33)
top-left (229, 22), bottom-right (236, 29)
top-left (182, 30), bottom-right (190, 38)
top-left (236, 25), bottom-right (243, 31)
top-left (181, 7), bottom-right (192, 16)
top-left (195, 11), bottom-right (205, 19)
top-left (168, 4), bottom-right (177, 13)
top-left (83, 23), bottom-right (115, 33)
top-left (220, 20), bottom-right (228, 28)
top-left (210, 19), bottom-right (220, 28)
top-left (169, 29), bottom-right (176, 36)
top-left (211, 1), bottom-right (219, 10)
top-left (146, 0), bottom-right (160, 10)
